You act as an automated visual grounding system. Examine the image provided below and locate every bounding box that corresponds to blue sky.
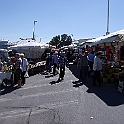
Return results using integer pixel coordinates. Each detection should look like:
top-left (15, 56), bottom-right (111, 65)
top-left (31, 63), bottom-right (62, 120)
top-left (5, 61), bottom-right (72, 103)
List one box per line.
top-left (0, 0), bottom-right (124, 43)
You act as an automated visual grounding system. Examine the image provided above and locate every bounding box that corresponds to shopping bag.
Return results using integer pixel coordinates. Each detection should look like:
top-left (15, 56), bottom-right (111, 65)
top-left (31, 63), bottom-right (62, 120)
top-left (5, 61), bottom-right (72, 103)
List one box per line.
top-left (24, 71), bottom-right (29, 78)
top-left (56, 68), bottom-right (59, 74)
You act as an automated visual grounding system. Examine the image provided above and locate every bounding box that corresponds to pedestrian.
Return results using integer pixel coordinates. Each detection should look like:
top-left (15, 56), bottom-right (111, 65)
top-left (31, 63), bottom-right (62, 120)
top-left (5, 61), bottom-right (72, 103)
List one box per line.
top-left (53, 51), bottom-right (59, 76)
top-left (14, 53), bottom-right (22, 88)
top-left (76, 53), bottom-right (82, 80)
top-left (46, 53), bottom-right (50, 73)
top-left (88, 51), bottom-right (95, 75)
top-left (92, 51), bottom-right (103, 87)
top-left (66, 50), bottom-right (72, 63)
top-left (58, 52), bottom-right (67, 81)
top-left (20, 53), bottom-right (28, 86)
top-left (79, 51), bottom-right (89, 83)
top-left (49, 52), bottom-right (53, 73)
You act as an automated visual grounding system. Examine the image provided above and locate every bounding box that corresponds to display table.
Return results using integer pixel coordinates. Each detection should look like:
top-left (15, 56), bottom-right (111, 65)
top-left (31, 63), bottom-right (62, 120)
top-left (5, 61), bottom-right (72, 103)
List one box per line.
top-left (102, 65), bottom-right (119, 83)
top-left (0, 72), bottom-right (11, 81)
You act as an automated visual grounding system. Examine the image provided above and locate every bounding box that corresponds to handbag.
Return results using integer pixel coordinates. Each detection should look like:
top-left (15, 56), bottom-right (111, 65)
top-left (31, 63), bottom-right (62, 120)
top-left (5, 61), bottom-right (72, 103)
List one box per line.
top-left (56, 68), bottom-right (59, 74)
top-left (24, 71), bottom-right (29, 78)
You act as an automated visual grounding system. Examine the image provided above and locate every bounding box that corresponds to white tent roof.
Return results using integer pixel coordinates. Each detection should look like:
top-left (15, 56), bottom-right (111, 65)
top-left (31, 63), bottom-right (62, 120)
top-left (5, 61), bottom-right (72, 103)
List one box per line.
top-left (11, 39), bottom-right (48, 48)
top-left (9, 39), bottom-right (48, 59)
top-left (89, 29), bottom-right (124, 46)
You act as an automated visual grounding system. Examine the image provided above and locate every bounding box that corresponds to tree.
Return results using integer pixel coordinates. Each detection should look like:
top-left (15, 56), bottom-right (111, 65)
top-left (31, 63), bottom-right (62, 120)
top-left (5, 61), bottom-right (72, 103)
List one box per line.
top-left (49, 34), bottom-right (72, 48)
top-left (49, 35), bottom-right (60, 48)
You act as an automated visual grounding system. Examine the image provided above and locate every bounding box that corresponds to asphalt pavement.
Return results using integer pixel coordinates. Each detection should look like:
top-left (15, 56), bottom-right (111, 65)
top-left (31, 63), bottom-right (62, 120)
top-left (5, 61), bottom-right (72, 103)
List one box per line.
top-left (0, 63), bottom-right (124, 124)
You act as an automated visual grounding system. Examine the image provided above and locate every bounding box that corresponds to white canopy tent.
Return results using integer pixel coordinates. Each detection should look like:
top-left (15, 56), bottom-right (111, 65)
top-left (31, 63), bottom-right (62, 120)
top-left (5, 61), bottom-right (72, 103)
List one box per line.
top-left (90, 29), bottom-right (124, 46)
top-left (9, 39), bottom-right (49, 59)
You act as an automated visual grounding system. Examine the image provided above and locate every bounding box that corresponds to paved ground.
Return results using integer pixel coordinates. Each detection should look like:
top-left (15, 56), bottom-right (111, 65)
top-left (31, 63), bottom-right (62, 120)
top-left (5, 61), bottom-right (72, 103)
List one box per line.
top-left (0, 63), bottom-right (124, 124)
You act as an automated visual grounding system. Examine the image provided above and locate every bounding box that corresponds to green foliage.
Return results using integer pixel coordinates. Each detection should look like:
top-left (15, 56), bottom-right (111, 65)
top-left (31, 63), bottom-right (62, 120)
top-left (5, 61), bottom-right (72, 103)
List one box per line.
top-left (49, 34), bottom-right (72, 48)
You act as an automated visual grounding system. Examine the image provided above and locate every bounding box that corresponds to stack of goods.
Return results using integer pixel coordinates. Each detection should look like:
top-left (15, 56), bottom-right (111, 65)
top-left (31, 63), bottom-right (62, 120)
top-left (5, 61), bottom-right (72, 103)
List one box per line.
top-left (102, 65), bottom-right (119, 83)
top-left (28, 61), bottom-right (46, 76)
top-left (118, 71), bottom-right (124, 93)
top-left (1, 62), bottom-right (13, 72)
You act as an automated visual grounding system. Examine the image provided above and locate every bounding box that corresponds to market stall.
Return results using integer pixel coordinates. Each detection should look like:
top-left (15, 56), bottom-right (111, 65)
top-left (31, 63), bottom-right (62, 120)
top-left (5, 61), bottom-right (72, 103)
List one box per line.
top-left (118, 65), bottom-right (124, 93)
top-left (28, 61), bottom-right (46, 76)
top-left (0, 72), bottom-right (11, 81)
top-left (89, 29), bottom-right (124, 92)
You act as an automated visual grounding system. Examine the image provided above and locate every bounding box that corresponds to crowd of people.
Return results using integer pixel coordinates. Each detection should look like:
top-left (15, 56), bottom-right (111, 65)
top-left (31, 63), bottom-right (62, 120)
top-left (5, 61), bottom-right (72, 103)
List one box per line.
top-left (44, 49), bottom-right (103, 87)
top-left (12, 53), bottom-right (28, 88)
top-left (1, 48), bottom-right (103, 88)
top-left (77, 50), bottom-right (103, 87)
top-left (45, 50), bottom-right (68, 82)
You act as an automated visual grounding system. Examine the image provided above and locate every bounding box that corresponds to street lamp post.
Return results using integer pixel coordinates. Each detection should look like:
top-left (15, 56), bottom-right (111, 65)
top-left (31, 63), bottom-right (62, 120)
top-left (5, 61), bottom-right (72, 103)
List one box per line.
top-left (40, 37), bottom-right (42, 42)
top-left (33, 20), bottom-right (37, 40)
top-left (106, 0), bottom-right (110, 35)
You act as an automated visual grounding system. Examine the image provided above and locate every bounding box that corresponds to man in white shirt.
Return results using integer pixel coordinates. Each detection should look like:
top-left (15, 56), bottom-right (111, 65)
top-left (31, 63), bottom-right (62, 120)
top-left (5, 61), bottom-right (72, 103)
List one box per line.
top-left (93, 51), bottom-right (103, 87)
top-left (20, 53), bottom-right (28, 86)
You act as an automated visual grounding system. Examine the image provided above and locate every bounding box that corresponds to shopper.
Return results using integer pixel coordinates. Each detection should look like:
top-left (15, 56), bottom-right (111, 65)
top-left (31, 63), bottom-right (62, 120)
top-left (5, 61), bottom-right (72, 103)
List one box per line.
top-left (14, 53), bottom-right (22, 88)
top-left (79, 51), bottom-right (89, 83)
top-left (92, 51), bottom-right (103, 87)
top-left (20, 53), bottom-right (28, 86)
top-left (45, 53), bottom-right (50, 73)
top-left (88, 51), bottom-right (94, 72)
top-left (49, 52), bottom-right (53, 73)
top-left (76, 53), bottom-right (82, 80)
top-left (58, 52), bottom-right (67, 81)
top-left (53, 51), bottom-right (59, 76)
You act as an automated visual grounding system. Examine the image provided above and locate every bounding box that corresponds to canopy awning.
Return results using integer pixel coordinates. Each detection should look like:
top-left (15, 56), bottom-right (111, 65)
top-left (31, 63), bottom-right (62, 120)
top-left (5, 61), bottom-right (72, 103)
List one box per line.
top-left (89, 29), bottom-right (124, 46)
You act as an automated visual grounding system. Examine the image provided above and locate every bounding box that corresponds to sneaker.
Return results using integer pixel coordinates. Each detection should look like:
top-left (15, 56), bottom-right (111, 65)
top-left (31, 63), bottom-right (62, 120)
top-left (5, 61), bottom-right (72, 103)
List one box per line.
top-left (57, 78), bottom-right (61, 81)
top-left (61, 78), bottom-right (64, 80)
top-left (17, 86), bottom-right (21, 88)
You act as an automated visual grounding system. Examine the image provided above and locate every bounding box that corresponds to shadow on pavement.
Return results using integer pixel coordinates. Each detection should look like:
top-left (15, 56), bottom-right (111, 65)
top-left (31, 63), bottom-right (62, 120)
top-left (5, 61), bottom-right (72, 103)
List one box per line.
top-left (45, 74), bottom-right (53, 78)
top-left (49, 80), bottom-right (59, 85)
top-left (49, 78), bottom-right (64, 85)
top-left (72, 80), bottom-right (83, 87)
top-left (0, 85), bottom-right (18, 96)
top-left (69, 63), bottom-right (124, 106)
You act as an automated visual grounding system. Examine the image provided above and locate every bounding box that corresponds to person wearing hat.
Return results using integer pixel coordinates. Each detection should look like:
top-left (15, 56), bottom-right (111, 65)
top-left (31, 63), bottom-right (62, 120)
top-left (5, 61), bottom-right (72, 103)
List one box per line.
top-left (20, 53), bottom-right (28, 86)
top-left (92, 51), bottom-right (103, 87)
